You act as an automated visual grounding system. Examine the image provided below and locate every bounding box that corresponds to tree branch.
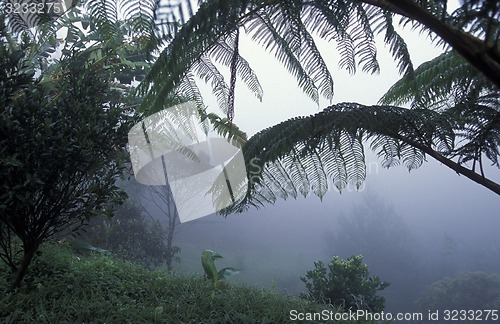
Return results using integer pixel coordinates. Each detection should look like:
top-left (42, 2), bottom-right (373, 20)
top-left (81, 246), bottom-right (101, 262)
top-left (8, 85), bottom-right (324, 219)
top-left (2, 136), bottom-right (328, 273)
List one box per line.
top-left (361, 0), bottom-right (500, 88)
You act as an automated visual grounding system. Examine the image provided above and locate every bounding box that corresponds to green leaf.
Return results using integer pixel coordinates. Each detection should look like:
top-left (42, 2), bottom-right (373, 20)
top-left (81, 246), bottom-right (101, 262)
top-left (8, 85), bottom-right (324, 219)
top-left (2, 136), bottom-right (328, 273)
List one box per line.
top-left (201, 250), bottom-right (219, 281)
top-left (68, 239), bottom-right (110, 255)
top-left (218, 267), bottom-right (239, 280)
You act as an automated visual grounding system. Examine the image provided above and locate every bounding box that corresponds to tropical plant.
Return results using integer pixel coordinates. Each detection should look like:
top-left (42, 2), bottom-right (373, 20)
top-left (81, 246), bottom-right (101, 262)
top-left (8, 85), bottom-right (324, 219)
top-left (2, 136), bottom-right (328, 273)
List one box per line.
top-left (14, 1), bottom-right (496, 206)
top-left (140, 0), bottom-right (499, 109)
top-left (301, 255), bottom-right (389, 312)
top-left (0, 15), bottom-right (132, 289)
top-left (201, 249), bottom-right (239, 297)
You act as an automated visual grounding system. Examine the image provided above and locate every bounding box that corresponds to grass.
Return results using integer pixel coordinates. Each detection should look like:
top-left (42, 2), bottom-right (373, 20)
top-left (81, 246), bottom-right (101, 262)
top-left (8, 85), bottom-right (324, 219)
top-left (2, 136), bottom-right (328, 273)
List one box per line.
top-left (0, 243), bottom-right (370, 323)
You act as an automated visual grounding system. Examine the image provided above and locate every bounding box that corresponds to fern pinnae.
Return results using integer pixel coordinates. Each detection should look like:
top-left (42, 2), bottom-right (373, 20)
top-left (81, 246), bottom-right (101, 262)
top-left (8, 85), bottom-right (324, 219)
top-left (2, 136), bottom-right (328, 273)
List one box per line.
top-left (192, 55), bottom-right (230, 113)
top-left (296, 20), bottom-right (334, 101)
top-left (263, 161), bottom-right (297, 200)
top-left (246, 12), bottom-right (319, 103)
top-left (340, 130), bottom-right (366, 188)
top-left (208, 38), bottom-right (263, 101)
top-left (307, 148), bottom-right (329, 199)
top-left (287, 145), bottom-right (311, 197)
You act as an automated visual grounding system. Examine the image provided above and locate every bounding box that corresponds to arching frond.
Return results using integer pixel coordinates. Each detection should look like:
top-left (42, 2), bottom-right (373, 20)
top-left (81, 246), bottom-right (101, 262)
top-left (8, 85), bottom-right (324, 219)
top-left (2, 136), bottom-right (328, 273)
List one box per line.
top-left (139, 0), bottom-right (250, 113)
top-left (377, 10), bottom-right (414, 76)
top-left (380, 46), bottom-right (500, 177)
top-left (213, 102), bottom-right (500, 213)
top-left (191, 55), bottom-right (231, 113)
top-left (202, 112), bottom-right (248, 149)
top-left (245, 10), bottom-right (320, 102)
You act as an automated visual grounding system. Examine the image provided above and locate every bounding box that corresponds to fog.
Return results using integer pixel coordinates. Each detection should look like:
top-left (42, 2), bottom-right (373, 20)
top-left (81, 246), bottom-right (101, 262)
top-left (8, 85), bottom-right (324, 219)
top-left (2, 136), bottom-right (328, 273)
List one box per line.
top-left (129, 23), bottom-right (500, 316)
top-left (130, 149), bottom-right (499, 314)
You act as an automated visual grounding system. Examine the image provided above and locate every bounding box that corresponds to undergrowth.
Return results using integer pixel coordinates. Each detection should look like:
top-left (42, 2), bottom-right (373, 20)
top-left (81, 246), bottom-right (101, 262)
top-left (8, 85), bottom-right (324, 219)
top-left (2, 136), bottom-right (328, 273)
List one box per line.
top-left (0, 243), bottom-right (370, 323)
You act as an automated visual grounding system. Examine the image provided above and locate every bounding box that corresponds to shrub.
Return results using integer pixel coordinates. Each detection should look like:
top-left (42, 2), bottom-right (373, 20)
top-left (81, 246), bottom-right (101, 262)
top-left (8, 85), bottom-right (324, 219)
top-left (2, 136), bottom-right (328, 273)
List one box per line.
top-left (301, 255), bottom-right (389, 312)
top-left (415, 271), bottom-right (500, 316)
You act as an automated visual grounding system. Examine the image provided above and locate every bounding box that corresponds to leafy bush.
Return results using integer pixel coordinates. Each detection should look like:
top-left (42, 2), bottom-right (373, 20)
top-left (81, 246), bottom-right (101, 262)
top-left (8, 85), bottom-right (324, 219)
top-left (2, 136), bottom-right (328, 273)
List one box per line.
top-left (78, 201), bottom-right (178, 269)
top-left (301, 255), bottom-right (389, 312)
top-left (415, 271), bottom-right (500, 316)
top-left (0, 243), bottom-right (366, 323)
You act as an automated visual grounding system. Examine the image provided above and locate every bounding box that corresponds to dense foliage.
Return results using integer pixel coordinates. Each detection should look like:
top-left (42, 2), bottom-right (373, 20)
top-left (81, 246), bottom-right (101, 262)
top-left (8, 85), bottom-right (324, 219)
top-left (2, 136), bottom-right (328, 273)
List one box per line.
top-left (301, 255), bottom-right (389, 312)
top-left (0, 243), bottom-right (359, 323)
top-left (79, 201), bottom-right (178, 269)
top-left (0, 15), bottom-right (132, 289)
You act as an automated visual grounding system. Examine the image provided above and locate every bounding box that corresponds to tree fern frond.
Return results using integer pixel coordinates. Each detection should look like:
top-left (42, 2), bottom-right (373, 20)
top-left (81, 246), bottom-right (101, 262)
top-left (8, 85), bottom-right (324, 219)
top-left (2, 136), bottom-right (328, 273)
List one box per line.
top-left (351, 2), bottom-right (379, 74)
top-left (341, 130), bottom-right (366, 188)
top-left (370, 135), bottom-right (401, 168)
top-left (293, 16), bottom-right (334, 100)
top-left (208, 34), bottom-right (263, 101)
top-left (246, 11), bottom-right (319, 103)
top-left (307, 149), bottom-right (329, 198)
top-left (220, 102), bottom-right (474, 213)
top-left (175, 71), bottom-right (205, 108)
top-left (284, 149), bottom-right (311, 197)
top-left (450, 1), bottom-right (500, 44)
top-left (336, 33), bottom-right (356, 74)
top-left (379, 10), bottom-right (414, 76)
top-left (139, 0), bottom-right (249, 113)
top-left (202, 112), bottom-right (248, 149)
top-left (265, 160), bottom-right (299, 199)
top-left (380, 50), bottom-right (495, 109)
top-left (191, 54), bottom-right (230, 113)
top-left (85, 0), bottom-right (120, 41)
